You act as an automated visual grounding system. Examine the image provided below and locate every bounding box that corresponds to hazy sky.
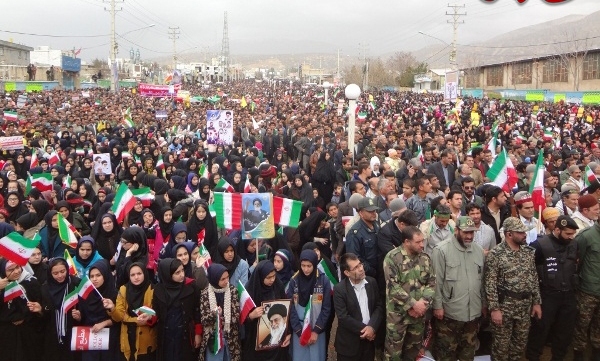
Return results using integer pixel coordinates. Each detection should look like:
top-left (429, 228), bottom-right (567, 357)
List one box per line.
top-left (3, 0), bottom-right (599, 63)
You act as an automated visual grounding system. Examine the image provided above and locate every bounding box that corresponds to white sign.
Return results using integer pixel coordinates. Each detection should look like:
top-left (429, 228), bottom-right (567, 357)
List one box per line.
top-left (71, 327), bottom-right (110, 351)
top-left (93, 153), bottom-right (112, 175)
top-left (0, 136), bottom-right (24, 150)
top-left (444, 71), bottom-right (459, 102)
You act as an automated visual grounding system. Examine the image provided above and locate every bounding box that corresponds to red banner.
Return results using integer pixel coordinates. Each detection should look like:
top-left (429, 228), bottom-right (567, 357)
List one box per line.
top-left (138, 83), bottom-right (181, 97)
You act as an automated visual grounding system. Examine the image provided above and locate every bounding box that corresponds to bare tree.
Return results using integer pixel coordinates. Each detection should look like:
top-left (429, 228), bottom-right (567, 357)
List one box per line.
top-left (553, 30), bottom-right (590, 91)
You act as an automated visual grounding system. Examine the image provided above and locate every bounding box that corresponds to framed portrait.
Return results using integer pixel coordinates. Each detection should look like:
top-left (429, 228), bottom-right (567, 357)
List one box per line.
top-left (255, 299), bottom-right (291, 351)
top-left (242, 193), bottom-right (275, 240)
top-left (93, 153), bottom-right (112, 175)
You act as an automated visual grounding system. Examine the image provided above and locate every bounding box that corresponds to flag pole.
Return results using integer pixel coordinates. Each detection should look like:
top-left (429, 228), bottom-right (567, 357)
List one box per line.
top-left (537, 205), bottom-right (542, 234)
top-left (18, 284), bottom-right (30, 303)
top-left (90, 281), bottom-right (104, 299)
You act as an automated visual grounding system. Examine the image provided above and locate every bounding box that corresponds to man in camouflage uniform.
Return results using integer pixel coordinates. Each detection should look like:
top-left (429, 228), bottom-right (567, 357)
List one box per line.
top-left (484, 217), bottom-right (542, 361)
top-left (383, 225), bottom-right (435, 361)
top-left (431, 216), bottom-right (485, 361)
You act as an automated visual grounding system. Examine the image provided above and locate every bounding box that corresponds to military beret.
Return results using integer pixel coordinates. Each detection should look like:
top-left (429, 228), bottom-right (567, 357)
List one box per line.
top-left (555, 215), bottom-right (578, 231)
top-left (503, 217), bottom-right (528, 232)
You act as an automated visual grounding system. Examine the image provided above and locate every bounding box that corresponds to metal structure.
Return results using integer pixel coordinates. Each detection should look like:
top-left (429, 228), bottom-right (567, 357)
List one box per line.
top-left (168, 26), bottom-right (180, 71)
top-left (446, 3), bottom-right (466, 70)
top-left (221, 11), bottom-right (230, 82)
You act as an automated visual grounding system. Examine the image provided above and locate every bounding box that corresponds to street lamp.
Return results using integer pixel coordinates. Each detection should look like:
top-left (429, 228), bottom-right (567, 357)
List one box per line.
top-left (345, 83), bottom-right (360, 160)
top-left (323, 81), bottom-right (331, 109)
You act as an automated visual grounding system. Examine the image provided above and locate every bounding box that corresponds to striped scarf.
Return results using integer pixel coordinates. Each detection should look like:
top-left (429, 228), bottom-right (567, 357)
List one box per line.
top-left (208, 284), bottom-right (232, 333)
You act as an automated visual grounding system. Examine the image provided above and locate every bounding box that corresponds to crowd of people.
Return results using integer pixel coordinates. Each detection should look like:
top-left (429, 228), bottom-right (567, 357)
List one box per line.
top-left (0, 79), bottom-right (600, 361)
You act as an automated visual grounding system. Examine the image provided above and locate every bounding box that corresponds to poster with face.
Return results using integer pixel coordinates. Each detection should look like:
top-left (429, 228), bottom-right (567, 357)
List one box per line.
top-left (93, 153), bottom-right (112, 175)
top-left (206, 110), bottom-right (234, 145)
top-left (256, 299), bottom-right (291, 351)
top-left (241, 193), bottom-right (275, 240)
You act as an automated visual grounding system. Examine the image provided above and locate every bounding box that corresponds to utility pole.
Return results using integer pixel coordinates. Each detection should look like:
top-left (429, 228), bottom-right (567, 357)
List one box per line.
top-left (446, 3), bottom-right (466, 70)
top-left (104, 0), bottom-right (121, 92)
top-left (168, 27), bottom-right (180, 71)
top-left (359, 43), bottom-right (369, 91)
top-left (221, 11), bottom-right (230, 82)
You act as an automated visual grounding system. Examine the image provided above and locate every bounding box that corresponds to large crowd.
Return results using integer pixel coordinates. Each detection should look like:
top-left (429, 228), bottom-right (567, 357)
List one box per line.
top-left (1, 80), bottom-right (600, 361)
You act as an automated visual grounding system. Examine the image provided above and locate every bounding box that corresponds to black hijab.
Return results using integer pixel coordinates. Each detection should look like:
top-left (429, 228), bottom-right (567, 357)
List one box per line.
top-left (32, 199), bottom-right (52, 224)
top-left (207, 263), bottom-right (228, 307)
top-left (217, 236), bottom-right (240, 279)
top-left (246, 260), bottom-right (285, 306)
top-left (173, 242), bottom-right (197, 278)
top-left (186, 201), bottom-right (218, 256)
top-left (296, 250), bottom-right (318, 307)
top-left (120, 227), bottom-right (149, 262)
top-left (125, 262), bottom-right (151, 313)
top-left (74, 236), bottom-right (97, 269)
top-left (274, 249), bottom-right (293, 286)
top-left (94, 213), bottom-right (122, 260)
top-left (44, 210), bottom-right (59, 250)
top-left (89, 259), bottom-right (117, 299)
top-left (236, 238), bottom-right (257, 267)
top-left (157, 258), bottom-right (184, 307)
top-left (158, 206), bottom-right (174, 239)
top-left (46, 258), bottom-right (72, 309)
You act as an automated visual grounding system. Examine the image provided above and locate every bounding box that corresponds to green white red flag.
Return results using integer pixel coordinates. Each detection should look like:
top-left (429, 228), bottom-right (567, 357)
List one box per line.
top-left (486, 148), bottom-right (517, 192)
top-left (212, 309), bottom-right (224, 354)
top-left (26, 173), bottom-right (53, 195)
top-left (212, 192), bottom-right (243, 229)
top-left (299, 295), bottom-right (313, 346)
top-left (64, 249), bottom-right (78, 276)
top-left (78, 276), bottom-right (96, 299)
top-left (529, 149), bottom-right (546, 213)
top-left (112, 183), bottom-right (137, 224)
top-left (57, 213), bottom-right (78, 248)
top-left (273, 197), bottom-right (302, 228)
top-left (4, 281), bottom-right (24, 302)
top-left (215, 178), bottom-right (235, 192)
top-left (585, 165), bottom-right (599, 187)
top-left (237, 280), bottom-right (256, 323)
top-left (131, 187), bottom-right (154, 207)
top-left (0, 232), bottom-right (40, 266)
top-left (317, 259), bottom-right (337, 295)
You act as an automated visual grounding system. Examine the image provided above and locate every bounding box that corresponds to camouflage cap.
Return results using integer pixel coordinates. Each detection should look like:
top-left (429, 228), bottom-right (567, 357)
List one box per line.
top-left (502, 217), bottom-right (528, 233)
top-left (456, 216), bottom-right (478, 232)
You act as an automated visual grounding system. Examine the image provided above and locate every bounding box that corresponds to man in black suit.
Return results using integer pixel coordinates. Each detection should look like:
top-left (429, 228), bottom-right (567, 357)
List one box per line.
top-left (334, 253), bottom-right (384, 361)
top-left (428, 148), bottom-right (456, 192)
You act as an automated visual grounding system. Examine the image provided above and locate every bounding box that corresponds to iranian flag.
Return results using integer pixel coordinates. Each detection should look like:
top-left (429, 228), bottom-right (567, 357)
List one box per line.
top-left (123, 107), bottom-right (134, 128)
top-left (237, 280), bottom-right (256, 323)
top-left (198, 243), bottom-right (212, 271)
top-left (94, 100), bottom-right (101, 107)
top-left (485, 133), bottom-right (497, 160)
top-left (62, 174), bottom-right (72, 190)
top-left (529, 149), bottom-right (546, 213)
top-left (26, 173), bottom-right (53, 195)
top-left (135, 306), bottom-right (156, 316)
top-left (122, 151), bottom-right (131, 159)
top-left (64, 249), bottom-right (78, 276)
top-left (543, 129), bottom-right (553, 141)
top-left (357, 111), bottom-right (367, 121)
top-left (585, 165), bottom-right (599, 187)
top-left (62, 284), bottom-right (81, 313)
top-left (212, 309), bottom-right (224, 354)
top-left (78, 276), bottom-right (96, 299)
top-left (299, 295), bottom-right (313, 346)
top-left (415, 146), bottom-right (424, 163)
top-left (156, 158), bottom-right (164, 170)
top-left (3, 111), bottom-right (17, 121)
top-left (273, 197), bottom-right (303, 228)
top-left (30, 149), bottom-right (38, 169)
top-left (317, 259), bottom-right (338, 295)
top-left (48, 151), bottom-right (60, 166)
top-left (112, 183), bottom-right (137, 224)
top-left (131, 187), bottom-right (154, 207)
top-left (212, 192), bottom-right (242, 229)
top-left (57, 213), bottom-right (78, 248)
top-left (0, 232), bottom-right (39, 266)
top-left (243, 175), bottom-right (251, 193)
top-left (215, 178), bottom-right (235, 192)
top-left (76, 148), bottom-right (85, 156)
top-left (199, 163), bottom-right (209, 179)
top-left (4, 281), bottom-right (24, 302)
top-left (486, 148), bottom-right (518, 192)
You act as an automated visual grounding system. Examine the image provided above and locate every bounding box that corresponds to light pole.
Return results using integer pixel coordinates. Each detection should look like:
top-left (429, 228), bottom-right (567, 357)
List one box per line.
top-left (345, 84), bottom-right (360, 161)
top-left (323, 81), bottom-right (331, 109)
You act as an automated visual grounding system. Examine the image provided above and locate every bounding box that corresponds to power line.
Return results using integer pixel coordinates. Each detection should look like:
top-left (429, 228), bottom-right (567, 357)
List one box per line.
top-left (446, 3), bottom-right (466, 69)
top-left (168, 27), bottom-right (180, 69)
top-left (0, 29), bottom-right (110, 38)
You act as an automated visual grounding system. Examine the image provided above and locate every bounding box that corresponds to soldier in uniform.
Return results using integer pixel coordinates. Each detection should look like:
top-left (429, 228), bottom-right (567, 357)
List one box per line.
top-left (526, 215), bottom-right (579, 361)
top-left (383, 225), bottom-right (435, 361)
top-left (432, 216), bottom-right (485, 361)
top-left (484, 217), bottom-right (542, 361)
top-left (572, 215), bottom-right (600, 361)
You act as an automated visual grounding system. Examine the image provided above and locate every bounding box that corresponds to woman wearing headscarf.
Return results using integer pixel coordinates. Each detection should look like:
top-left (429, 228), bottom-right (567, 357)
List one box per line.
top-left (186, 173), bottom-right (200, 195)
top-left (105, 262), bottom-right (158, 361)
top-left (56, 199), bottom-right (91, 237)
top-left (311, 152), bottom-right (336, 205)
top-left (198, 264), bottom-right (242, 361)
top-left (217, 236), bottom-right (249, 287)
top-left (0, 258), bottom-right (44, 361)
top-left (116, 227), bottom-right (149, 288)
top-left (165, 188), bottom-right (193, 223)
top-left (73, 236), bottom-right (105, 277)
top-left (152, 258), bottom-right (201, 361)
top-left (39, 258), bottom-right (82, 361)
top-left (273, 249), bottom-right (294, 287)
top-left (286, 249), bottom-right (331, 361)
top-left (194, 177), bottom-right (214, 203)
top-left (28, 244), bottom-right (48, 285)
top-left (140, 209), bottom-right (159, 277)
top-left (187, 200), bottom-right (218, 258)
top-left (289, 176), bottom-right (312, 219)
top-left (154, 207), bottom-right (174, 269)
top-left (242, 260), bottom-right (291, 361)
top-left (21, 199), bottom-right (53, 239)
top-left (88, 187), bottom-right (110, 223)
top-left (172, 242), bottom-right (199, 278)
top-left (77, 259), bottom-right (118, 361)
top-left (298, 210), bottom-right (331, 261)
top-left (169, 175), bottom-right (187, 192)
top-left (5, 191), bottom-right (29, 226)
top-left (124, 198), bottom-right (144, 227)
top-left (94, 213), bottom-right (123, 262)
top-left (38, 211), bottom-right (66, 259)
